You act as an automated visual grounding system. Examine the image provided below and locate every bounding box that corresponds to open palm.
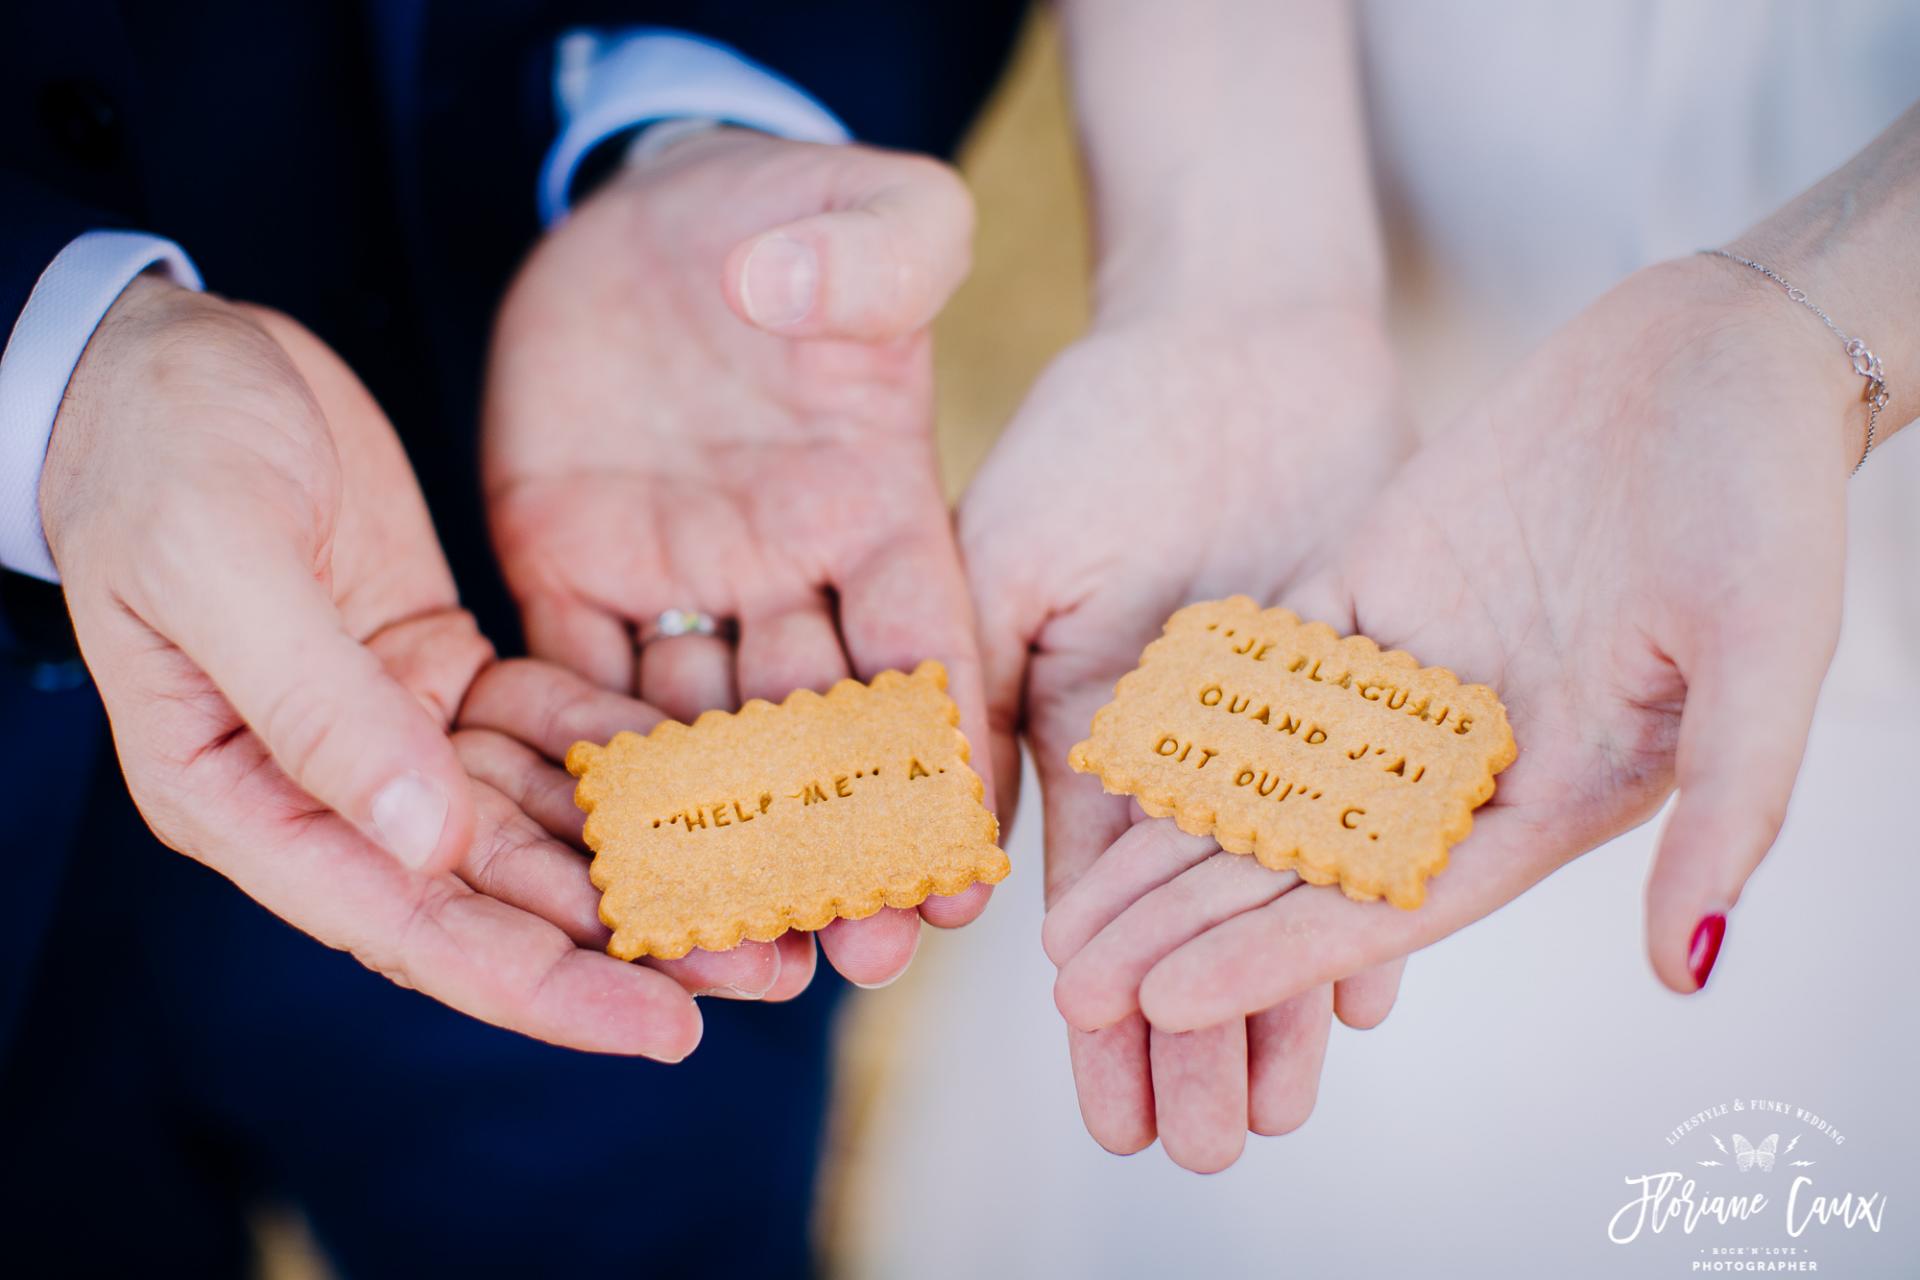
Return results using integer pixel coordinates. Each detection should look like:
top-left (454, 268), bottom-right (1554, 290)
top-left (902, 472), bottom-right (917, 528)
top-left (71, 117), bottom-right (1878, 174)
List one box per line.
top-left (484, 129), bottom-right (992, 988)
top-left (42, 283), bottom-right (708, 1057)
top-left (961, 308), bottom-right (1414, 1169)
top-left (1049, 258), bottom-right (1855, 1091)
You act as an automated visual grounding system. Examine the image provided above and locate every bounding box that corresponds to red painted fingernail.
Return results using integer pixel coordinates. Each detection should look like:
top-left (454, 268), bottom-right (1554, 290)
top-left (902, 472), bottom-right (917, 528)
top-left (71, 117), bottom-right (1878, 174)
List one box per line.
top-left (1688, 913), bottom-right (1726, 990)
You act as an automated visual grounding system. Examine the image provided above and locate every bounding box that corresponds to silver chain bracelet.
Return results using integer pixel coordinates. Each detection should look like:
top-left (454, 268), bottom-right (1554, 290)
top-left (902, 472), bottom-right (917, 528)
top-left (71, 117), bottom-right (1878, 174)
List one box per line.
top-left (1700, 248), bottom-right (1890, 475)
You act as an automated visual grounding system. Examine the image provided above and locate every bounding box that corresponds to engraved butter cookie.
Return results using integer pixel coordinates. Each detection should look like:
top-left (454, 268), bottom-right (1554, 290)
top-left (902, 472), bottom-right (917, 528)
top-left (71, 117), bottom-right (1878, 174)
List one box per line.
top-left (1070, 597), bottom-right (1516, 909)
top-left (568, 660), bottom-right (1009, 960)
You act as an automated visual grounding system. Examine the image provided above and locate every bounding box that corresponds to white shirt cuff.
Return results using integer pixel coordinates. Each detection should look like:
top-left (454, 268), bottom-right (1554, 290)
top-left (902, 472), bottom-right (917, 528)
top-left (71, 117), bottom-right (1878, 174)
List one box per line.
top-left (0, 231), bottom-right (202, 583)
top-left (539, 29), bottom-right (851, 225)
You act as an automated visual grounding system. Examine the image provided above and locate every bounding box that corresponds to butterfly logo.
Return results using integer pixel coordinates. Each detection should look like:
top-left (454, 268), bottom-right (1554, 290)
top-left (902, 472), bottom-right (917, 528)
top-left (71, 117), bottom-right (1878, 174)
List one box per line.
top-left (1733, 1133), bottom-right (1779, 1173)
top-left (1700, 1130), bottom-right (1809, 1170)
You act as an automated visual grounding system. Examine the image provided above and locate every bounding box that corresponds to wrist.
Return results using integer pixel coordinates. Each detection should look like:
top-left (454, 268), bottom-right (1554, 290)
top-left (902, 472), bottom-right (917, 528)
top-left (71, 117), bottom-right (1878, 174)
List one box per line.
top-left (1706, 248), bottom-right (1893, 469)
top-left (40, 276), bottom-right (226, 554)
top-left (1061, 0), bottom-right (1385, 332)
top-left (1718, 228), bottom-right (1911, 454)
top-left (623, 117), bottom-right (729, 169)
top-left (1058, 301), bottom-right (1409, 463)
top-left (566, 119), bottom-right (734, 207)
top-left (579, 124), bottom-right (775, 211)
top-left (1720, 104), bottom-right (1920, 447)
top-left (1632, 254), bottom-right (1873, 473)
top-left (538, 29), bottom-right (848, 225)
top-left (1089, 210), bottom-right (1385, 332)
top-left (0, 233), bottom-right (202, 583)
top-left (1084, 291), bottom-right (1392, 362)
top-left (1679, 247), bottom-right (1893, 472)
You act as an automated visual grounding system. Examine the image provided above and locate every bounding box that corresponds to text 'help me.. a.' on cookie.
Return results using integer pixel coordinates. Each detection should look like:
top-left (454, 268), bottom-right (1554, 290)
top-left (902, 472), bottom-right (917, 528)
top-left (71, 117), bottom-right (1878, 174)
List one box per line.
top-left (568, 661), bottom-right (1009, 960)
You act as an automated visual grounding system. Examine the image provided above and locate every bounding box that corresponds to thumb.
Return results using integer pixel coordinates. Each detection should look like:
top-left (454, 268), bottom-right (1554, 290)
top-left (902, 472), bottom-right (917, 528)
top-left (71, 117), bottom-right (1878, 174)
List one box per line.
top-left (723, 154), bottom-right (974, 342)
top-left (1645, 611), bottom-right (1836, 994)
top-left (163, 528), bottom-right (475, 875)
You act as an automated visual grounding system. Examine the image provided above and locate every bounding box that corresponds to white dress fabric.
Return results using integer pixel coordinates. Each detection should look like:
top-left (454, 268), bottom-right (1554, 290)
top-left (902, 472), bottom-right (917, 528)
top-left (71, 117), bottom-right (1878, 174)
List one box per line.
top-left (840, 5), bottom-right (1920, 1276)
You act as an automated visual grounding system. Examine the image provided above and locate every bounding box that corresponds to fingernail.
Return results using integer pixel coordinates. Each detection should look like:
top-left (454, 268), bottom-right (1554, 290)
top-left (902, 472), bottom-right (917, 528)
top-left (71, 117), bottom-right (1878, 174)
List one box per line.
top-left (740, 234), bottom-right (816, 328)
top-left (370, 771), bottom-right (448, 869)
top-left (694, 974), bottom-right (778, 1000)
top-left (694, 948), bottom-right (781, 1000)
top-left (656, 1005), bottom-right (703, 1064)
top-left (851, 924), bottom-right (919, 990)
top-left (1688, 913), bottom-right (1727, 990)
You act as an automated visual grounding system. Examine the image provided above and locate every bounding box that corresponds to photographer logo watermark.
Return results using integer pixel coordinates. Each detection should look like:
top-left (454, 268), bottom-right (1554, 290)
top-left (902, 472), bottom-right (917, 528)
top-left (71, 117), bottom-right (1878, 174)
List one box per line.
top-left (1608, 1097), bottom-right (1887, 1272)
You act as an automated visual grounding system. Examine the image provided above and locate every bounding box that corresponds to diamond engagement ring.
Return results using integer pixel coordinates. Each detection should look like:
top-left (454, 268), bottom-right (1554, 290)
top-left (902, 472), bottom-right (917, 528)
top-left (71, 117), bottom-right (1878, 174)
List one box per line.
top-left (639, 608), bottom-right (724, 643)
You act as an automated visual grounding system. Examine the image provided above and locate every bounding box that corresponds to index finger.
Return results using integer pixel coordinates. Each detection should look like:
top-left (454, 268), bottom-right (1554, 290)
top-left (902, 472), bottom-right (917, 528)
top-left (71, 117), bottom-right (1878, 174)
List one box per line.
top-left (199, 783), bottom-right (704, 1059)
top-left (458, 658), bottom-right (665, 761)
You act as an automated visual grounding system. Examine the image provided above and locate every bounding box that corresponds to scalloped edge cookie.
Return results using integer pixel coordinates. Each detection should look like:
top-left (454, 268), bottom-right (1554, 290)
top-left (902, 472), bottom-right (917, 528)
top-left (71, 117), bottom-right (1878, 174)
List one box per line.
top-left (568, 660), bottom-right (1008, 959)
top-left (1069, 598), bottom-right (1516, 909)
